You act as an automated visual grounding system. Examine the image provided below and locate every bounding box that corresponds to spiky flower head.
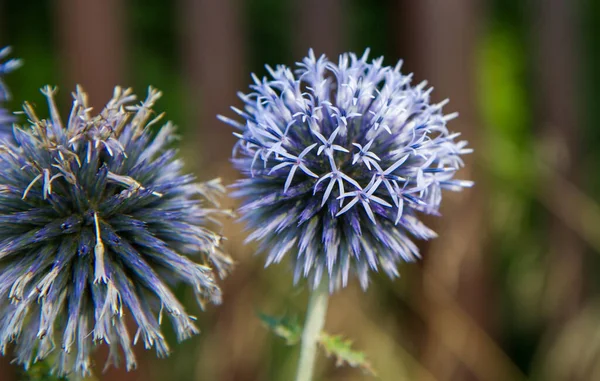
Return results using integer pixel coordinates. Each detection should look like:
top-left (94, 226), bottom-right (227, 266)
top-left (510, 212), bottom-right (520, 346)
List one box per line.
top-left (0, 46), bottom-right (22, 139)
top-left (0, 86), bottom-right (232, 376)
top-left (221, 49), bottom-right (473, 292)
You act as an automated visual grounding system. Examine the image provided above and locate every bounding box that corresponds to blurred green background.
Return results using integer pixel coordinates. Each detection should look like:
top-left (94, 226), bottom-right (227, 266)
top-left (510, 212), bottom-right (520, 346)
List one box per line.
top-left (1, 0), bottom-right (600, 380)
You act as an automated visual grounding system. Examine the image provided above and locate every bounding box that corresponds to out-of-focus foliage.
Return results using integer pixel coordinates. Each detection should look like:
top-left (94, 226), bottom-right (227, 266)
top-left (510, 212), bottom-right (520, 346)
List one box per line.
top-left (259, 313), bottom-right (302, 345)
top-left (259, 313), bottom-right (375, 376)
top-left (18, 361), bottom-right (66, 381)
top-left (319, 333), bottom-right (376, 376)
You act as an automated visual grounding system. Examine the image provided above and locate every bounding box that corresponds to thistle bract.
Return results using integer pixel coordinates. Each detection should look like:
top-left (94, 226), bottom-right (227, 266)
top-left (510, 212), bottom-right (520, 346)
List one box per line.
top-left (0, 46), bottom-right (21, 139)
top-left (0, 86), bottom-right (232, 376)
top-left (221, 49), bottom-right (473, 291)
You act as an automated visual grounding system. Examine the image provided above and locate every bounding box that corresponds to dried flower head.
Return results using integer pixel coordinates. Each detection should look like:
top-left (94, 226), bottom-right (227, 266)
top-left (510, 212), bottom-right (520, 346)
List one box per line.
top-left (0, 47), bottom-right (22, 139)
top-left (221, 49), bottom-right (473, 291)
top-left (0, 86), bottom-right (232, 376)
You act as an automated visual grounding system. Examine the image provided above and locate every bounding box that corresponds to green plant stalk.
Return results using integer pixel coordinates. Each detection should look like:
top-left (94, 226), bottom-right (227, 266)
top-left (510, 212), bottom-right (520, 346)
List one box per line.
top-left (294, 280), bottom-right (330, 381)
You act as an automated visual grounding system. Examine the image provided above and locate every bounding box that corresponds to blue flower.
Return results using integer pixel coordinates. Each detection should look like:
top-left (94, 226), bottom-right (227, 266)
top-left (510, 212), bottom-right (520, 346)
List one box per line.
top-left (0, 46), bottom-right (22, 140)
top-left (0, 86), bottom-right (232, 376)
top-left (221, 49), bottom-right (473, 292)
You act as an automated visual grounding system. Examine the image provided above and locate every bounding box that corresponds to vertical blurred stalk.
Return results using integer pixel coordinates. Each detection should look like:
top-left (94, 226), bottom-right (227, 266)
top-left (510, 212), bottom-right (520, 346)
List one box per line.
top-left (294, 282), bottom-right (329, 381)
top-left (180, 2), bottom-right (249, 381)
top-left (0, 0), bottom-right (6, 41)
top-left (180, 0), bottom-right (243, 181)
top-left (535, 0), bottom-right (584, 364)
top-left (55, 0), bottom-right (126, 109)
top-left (400, 1), bottom-right (490, 380)
top-left (293, 0), bottom-right (344, 58)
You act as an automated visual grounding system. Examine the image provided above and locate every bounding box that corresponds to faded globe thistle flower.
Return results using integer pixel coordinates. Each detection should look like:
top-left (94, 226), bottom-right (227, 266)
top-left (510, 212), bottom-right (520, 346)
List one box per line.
top-left (220, 49), bottom-right (473, 291)
top-left (0, 46), bottom-right (22, 139)
top-left (0, 86), bottom-right (232, 376)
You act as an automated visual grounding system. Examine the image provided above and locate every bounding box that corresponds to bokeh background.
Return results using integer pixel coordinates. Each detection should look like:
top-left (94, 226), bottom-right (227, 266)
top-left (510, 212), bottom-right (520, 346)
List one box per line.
top-left (1, 0), bottom-right (600, 380)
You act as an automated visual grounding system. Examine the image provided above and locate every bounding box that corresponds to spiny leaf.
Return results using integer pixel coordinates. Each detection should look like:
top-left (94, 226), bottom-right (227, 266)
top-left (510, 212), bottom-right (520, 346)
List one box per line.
top-left (319, 333), bottom-right (377, 376)
top-left (258, 312), bottom-right (377, 376)
top-left (258, 313), bottom-right (302, 345)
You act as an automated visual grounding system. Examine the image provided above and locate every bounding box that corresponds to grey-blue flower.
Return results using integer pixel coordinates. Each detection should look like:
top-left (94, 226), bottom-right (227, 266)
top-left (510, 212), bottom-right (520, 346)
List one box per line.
top-left (0, 86), bottom-right (232, 377)
top-left (221, 49), bottom-right (473, 292)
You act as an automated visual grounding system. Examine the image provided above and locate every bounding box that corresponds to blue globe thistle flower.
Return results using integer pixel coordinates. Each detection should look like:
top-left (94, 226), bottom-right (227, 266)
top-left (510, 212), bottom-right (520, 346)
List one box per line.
top-left (0, 86), bottom-right (232, 376)
top-left (0, 46), bottom-right (22, 139)
top-left (220, 49), bottom-right (473, 291)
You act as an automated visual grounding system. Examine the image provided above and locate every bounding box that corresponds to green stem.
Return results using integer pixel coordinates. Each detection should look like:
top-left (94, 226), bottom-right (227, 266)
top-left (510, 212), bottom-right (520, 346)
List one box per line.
top-left (294, 280), bottom-right (330, 381)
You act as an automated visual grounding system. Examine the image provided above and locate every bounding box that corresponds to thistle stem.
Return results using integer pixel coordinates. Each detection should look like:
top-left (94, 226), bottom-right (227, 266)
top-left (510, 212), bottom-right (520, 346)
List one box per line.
top-left (294, 280), bottom-right (329, 381)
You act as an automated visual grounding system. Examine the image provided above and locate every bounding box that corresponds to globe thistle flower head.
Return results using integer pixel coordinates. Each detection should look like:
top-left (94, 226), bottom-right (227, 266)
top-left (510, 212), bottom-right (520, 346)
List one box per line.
top-left (0, 86), bottom-right (232, 376)
top-left (221, 49), bottom-right (473, 292)
top-left (0, 46), bottom-right (22, 139)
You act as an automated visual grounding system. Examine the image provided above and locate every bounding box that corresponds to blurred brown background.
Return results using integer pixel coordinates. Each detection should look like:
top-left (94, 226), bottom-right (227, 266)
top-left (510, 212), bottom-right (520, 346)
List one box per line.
top-left (1, 0), bottom-right (600, 380)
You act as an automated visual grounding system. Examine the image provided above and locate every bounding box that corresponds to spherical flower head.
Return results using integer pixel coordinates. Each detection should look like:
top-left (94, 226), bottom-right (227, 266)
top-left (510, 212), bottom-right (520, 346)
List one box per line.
top-left (0, 46), bottom-right (22, 139)
top-left (221, 49), bottom-right (473, 292)
top-left (0, 86), bottom-right (232, 376)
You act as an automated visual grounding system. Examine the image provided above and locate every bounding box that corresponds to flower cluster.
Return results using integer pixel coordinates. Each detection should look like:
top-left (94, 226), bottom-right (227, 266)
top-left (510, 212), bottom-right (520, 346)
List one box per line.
top-left (0, 47), bottom-right (21, 139)
top-left (0, 86), bottom-right (232, 376)
top-left (221, 49), bottom-right (473, 291)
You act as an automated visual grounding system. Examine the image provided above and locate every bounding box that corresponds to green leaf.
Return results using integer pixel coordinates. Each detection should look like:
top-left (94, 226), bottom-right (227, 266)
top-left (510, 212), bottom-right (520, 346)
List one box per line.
top-left (258, 312), bottom-right (377, 376)
top-left (19, 360), bottom-right (68, 381)
top-left (319, 333), bottom-right (377, 376)
top-left (258, 312), bottom-right (302, 345)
